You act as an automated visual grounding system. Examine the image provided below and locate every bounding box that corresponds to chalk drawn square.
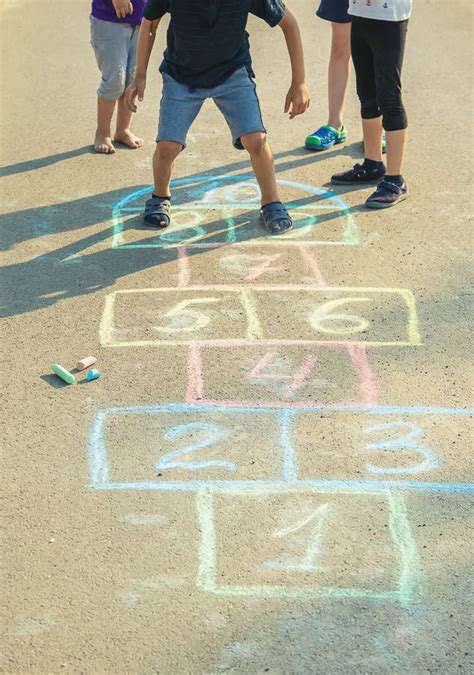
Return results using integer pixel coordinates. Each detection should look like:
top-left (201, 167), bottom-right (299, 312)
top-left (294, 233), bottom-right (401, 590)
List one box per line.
top-left (110, 177), bottom-right (360, 249)
top-left (89, 405), bottom-right (284, 490)
top-left (293, 409), bottom-right (474, 485)
top-left (186, 344), bottom-right (378, 407)
top-left (249, 287), bottom-right (421, 346)
top-left (196, 486), bottom-right (420, 606)
top-left (177, 244), bottom-right (327, 287)
top-left (99, 288), bottom-right (258, 347)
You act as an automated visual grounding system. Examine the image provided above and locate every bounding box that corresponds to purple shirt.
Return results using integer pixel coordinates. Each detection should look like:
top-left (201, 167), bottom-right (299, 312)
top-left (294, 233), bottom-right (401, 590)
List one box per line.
top-left (91, 0), bottom-right (147, 25)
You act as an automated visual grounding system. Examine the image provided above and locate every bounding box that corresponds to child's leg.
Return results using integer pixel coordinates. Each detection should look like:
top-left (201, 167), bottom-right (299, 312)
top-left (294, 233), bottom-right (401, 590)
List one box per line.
top-left (362, 117), bottom-right (384, 163)
top-left (115, 24), bottom-right (144, 149)
top-left (240, 132), bottom-right (280, 205)
top-left (143, 73), bottom-right (205, 226)
top-left (350, 18), bottom-right (384, 162)
top-left (385, 129), bottom-right (407, 176)
top-left (152, 141), bottom-right (182, 197)
top-left (364, 20), bottom-right (409, 208)
top-left (327, 22), bottom-right (351, 130)
top-left (385, 129), bottom-right (407, 177)
top-left (115, 93), bottom-right (144, 148)
top-left (143, 141), bottom-right (182, 227)
top-left (373, 20), bottom-right (408, 175)
top-left (330, 17), bottom-right (386, 184)
top-left (96, 97), bottom-right (117, 154)
top-left (90, 18), bottom-right (130, 153)
top-left (240, 132), bottom-right (292, 233)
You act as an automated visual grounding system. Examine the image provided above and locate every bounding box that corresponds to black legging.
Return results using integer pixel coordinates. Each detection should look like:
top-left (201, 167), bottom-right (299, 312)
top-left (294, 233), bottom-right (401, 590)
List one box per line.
top-left (351, 16), bottom-right (408, 131)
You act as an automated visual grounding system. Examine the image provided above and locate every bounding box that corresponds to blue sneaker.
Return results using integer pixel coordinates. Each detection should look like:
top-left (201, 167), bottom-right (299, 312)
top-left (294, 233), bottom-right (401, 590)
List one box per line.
top-left (305, 124), bottom-right (347, 151)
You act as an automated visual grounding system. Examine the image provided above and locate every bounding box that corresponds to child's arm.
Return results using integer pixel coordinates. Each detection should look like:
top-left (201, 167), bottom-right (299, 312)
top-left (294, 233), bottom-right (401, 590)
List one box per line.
top-left (125, 18), bottom-right (161, 112)
top-left (278, 8), bottom-right (310, 119)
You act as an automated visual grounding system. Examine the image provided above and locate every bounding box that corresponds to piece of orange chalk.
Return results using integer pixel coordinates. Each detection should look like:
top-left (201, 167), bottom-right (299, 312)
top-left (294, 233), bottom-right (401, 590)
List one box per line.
top-left (76, 356), bottom-right (97, 371)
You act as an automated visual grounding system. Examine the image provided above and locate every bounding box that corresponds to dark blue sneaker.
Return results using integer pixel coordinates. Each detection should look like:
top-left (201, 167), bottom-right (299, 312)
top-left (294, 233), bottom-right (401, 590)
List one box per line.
top-left (365, 179), bottom-right (408, 209)
top-left (331, 162), bottom-right (386, 185)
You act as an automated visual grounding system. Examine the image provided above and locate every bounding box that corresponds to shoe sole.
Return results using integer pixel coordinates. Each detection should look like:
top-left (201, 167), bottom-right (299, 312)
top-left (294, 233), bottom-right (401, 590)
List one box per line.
top-left (266, 223), bottom-right (294, 235)
top-left (331, 176), bottom-right (383, 186)
top-left (365, 193), bottom-right (408, 209)
top-left (305, 137), bottom-right (347, 152)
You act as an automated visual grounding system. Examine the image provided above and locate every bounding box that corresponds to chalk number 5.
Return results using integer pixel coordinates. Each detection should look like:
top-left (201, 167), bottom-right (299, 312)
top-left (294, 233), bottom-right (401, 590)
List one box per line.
top-left (154, 297), bottom-right (220, 333)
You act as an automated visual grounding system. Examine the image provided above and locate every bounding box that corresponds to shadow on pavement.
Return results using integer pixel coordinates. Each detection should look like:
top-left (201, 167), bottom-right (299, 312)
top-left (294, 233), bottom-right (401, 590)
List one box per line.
top-left (1, 142), bottom-right (365, 318)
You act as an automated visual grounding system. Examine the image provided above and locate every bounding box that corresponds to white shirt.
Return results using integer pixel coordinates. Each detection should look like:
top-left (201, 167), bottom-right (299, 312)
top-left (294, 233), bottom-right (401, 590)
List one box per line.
top-left (348, 0), bottom-right (412, 21)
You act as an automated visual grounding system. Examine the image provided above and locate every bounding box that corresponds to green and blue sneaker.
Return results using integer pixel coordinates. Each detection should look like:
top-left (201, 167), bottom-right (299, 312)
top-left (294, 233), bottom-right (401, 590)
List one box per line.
top-left (305, 124), bottom-right (347, 151)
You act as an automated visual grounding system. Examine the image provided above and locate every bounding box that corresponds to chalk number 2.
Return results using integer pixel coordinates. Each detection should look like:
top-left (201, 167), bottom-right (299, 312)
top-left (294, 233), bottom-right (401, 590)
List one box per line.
top-left (155, 422), bottom-right (235, 472)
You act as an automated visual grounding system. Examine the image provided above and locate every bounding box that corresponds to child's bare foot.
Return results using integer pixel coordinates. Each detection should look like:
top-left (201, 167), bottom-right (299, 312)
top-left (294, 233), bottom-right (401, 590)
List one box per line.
top-left (94, 133), bottom-right (116, 154)
top-left (114, 129), bottom-right (144, 149)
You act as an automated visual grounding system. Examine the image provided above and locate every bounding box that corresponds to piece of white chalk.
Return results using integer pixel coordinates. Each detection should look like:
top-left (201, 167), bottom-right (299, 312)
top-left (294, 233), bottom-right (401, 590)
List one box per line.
top-left (87, 369), bottom-right (101, 381)
top-left (76, 356), bottom-right (97, 371)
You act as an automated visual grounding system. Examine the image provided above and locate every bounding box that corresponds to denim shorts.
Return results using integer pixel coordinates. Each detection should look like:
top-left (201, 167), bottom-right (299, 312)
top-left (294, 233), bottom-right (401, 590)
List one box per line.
top-left (316, 0), bottom-right (351, 24)
top-left (90, 16), bottom-right (139, 100)
top-left (157, 67), bottom-right (266, 149)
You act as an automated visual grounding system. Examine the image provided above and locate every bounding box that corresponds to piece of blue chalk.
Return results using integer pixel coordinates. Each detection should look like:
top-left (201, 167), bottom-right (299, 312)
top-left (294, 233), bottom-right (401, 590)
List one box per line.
top-left (87, 369), bottom-right (101, 381)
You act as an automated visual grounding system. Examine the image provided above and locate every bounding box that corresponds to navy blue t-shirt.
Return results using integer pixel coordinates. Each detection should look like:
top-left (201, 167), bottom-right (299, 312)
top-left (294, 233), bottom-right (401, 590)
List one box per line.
top-left (143, 0), bottom-right (286, 88)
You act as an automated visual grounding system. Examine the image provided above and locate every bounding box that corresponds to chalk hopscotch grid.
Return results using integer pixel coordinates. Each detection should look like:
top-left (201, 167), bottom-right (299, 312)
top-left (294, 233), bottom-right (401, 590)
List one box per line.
top-left (97, 177), bottom-right (469, 606)
top-left (195, 486), bottom-right (421, 606)
top-left (88, 403), bottom-right (474, 494)
top-left (99, 286), bottom-right (422, 348)
top-left (110, 177), bottom-right (360, 248)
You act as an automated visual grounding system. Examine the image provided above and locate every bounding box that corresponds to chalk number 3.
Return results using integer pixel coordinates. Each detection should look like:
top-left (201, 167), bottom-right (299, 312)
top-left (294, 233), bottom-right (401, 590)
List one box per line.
top-left (363, 420), bottom-right (441, 475)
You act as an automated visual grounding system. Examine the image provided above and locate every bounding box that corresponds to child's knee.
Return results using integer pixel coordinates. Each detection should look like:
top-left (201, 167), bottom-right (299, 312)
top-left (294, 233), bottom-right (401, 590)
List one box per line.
top-left (98, 67), bottom-right (127, 100)
top-left (360, 97), bottom-right (381, 120)
top-left (155, 140), bottom-right (183, 161)
top-left (378, 95), bottom-right (407, 131)
top-left (240, 132), bottom-right (267, 155)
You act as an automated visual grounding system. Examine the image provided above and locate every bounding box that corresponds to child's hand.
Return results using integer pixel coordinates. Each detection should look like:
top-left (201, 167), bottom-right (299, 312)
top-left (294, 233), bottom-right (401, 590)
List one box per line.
top-left (112, 0), bottom-right (133, 19)
top-left (284, 82), bottom-right (311, 120)
top-left (125, 78), bottom-right (146, 113)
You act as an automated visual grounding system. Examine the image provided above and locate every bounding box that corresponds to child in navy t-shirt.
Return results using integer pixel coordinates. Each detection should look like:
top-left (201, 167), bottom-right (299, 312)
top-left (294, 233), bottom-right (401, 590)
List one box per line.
top-left (125, 0), bottom-right (311, 235)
